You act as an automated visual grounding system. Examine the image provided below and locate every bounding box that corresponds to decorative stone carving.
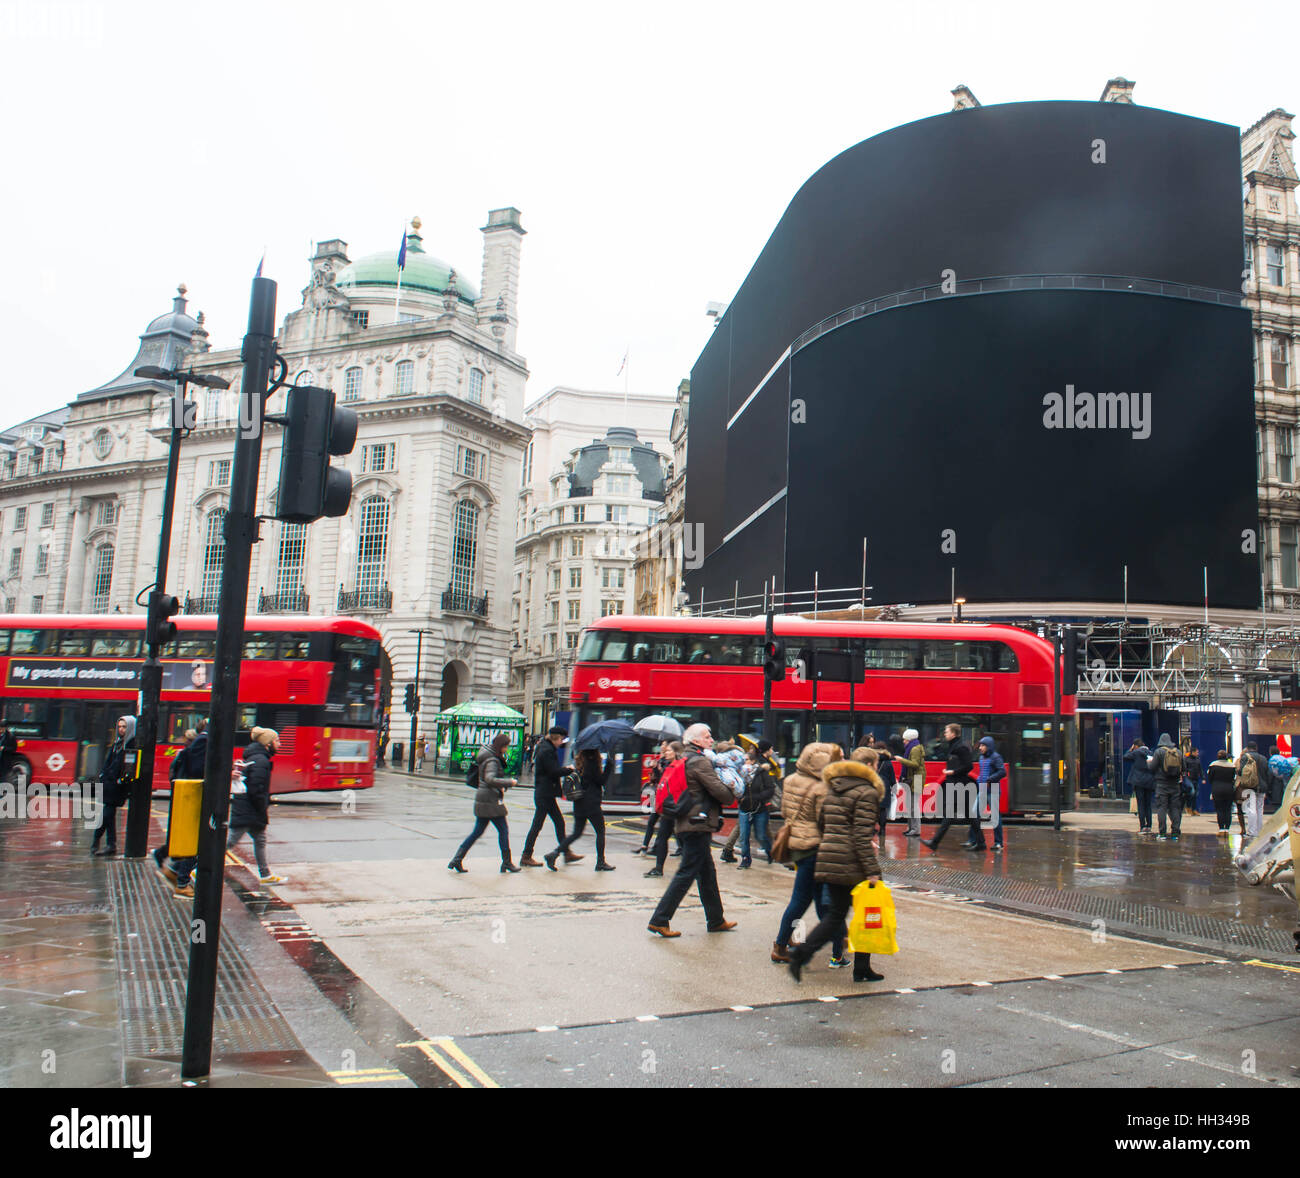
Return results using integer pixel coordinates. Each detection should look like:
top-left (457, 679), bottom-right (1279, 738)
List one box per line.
top-left (302, 258), bottom-right (350, 313)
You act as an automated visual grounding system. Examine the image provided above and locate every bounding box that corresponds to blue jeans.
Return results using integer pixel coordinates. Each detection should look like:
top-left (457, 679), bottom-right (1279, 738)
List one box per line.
top-left (776, 854), bottom-right (844, 957)
top-left (737, 810), bottom-right (771, 863)
top-left (455, 816), bottom-right (511, 862)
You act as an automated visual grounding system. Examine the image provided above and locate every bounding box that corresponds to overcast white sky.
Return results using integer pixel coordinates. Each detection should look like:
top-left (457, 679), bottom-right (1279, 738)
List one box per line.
top-left (0, 0), bottom-right (1286, 427)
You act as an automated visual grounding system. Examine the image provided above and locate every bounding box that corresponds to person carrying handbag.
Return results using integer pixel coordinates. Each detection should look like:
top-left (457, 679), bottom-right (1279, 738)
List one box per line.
top-left (545, 748), bottom-right (616, 871)
top-left (91, 715), bottom-right (137, 858)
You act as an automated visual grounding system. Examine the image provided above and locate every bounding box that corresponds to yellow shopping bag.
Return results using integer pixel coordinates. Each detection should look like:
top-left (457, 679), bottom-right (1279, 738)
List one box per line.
top-left (847, 879), bottom-right (898, 955)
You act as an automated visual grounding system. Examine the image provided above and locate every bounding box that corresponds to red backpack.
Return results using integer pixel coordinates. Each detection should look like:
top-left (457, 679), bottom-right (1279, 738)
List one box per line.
top-left (654, 758), bottom-right (689, 815)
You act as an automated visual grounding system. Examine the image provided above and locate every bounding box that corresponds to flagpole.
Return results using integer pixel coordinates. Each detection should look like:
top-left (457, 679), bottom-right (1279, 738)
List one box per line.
top-left (394, 267), bottom-right (403, 323)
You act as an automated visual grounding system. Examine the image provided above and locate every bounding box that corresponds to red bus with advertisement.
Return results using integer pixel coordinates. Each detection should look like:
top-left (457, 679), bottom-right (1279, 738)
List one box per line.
top-left (569, 615), bottom-right (1076, 816)
top-left (0, 614), bottom-right (382, 795)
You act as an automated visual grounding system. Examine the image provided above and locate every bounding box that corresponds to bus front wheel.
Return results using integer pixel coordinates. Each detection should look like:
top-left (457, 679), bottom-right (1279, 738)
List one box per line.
top-left (5, 760), bottom-right (31, 789)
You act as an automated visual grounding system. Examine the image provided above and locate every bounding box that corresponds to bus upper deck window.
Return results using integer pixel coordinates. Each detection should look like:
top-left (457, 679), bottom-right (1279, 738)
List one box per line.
top-left (577, 631), bottom-right (604, 661)
top-left (632, 643), bottom-right (651, 661)
top-left (242, 636), bottom-right (278, 660)
top-left (53, 630), bottom-right (91, 656)
top-left (280, 636), bottom-right (312, 659)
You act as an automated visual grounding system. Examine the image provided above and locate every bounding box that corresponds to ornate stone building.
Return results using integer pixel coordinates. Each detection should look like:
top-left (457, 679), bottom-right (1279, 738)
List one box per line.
top-left (0, 211), bottom-right (530, 741)
top-left (510, 387), bottom-right (673, 731)
top-left (633, 378), bottom-right (690, 617)
top-left (1245, 109), bottom-right (1300, 613)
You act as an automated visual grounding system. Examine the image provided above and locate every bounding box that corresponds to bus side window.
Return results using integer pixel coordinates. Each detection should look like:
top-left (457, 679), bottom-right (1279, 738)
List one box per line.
top-left (242, 636), bottom-right (278, 660)
top-left (53, 630), bottom-right (91, 656)
top-left (10, 629), bottom-right (43, 654)
top-left (0, 628), bottom-right (10, 654)
top-left (51, 704), bottom-right (80, 740)
top-left (280, 635), bottom-right (312, 660)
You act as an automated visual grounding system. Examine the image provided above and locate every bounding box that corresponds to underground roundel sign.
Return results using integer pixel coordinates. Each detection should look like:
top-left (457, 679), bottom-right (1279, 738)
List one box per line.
top-left (46, 752), bottom-right (67, 772)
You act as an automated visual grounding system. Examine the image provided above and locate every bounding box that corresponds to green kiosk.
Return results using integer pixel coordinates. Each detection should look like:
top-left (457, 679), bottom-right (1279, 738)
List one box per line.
top-left (434, 699), bottom-right (526, 778)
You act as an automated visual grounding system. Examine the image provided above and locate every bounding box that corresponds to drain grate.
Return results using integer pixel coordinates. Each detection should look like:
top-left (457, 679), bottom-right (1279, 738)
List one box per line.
top-left (29, 902), bottom-right (112, 916)
top-left (108, 861), bottom-right (299, 1056)
top-left (883, 859), bottom-right (1298, 956)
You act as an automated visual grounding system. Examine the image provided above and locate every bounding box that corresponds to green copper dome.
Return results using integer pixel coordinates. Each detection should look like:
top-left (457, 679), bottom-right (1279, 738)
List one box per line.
top-left (337, 231), bottom-right (479, 302)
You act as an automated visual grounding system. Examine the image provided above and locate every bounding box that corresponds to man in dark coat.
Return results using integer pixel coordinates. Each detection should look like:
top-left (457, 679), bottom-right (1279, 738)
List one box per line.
top-left (228, 727), bottom-right (287, 883)
top-left (1150, 733), bottom-right (1184, 841)
top-left (647, 724), bottom-right (737, 937)
top-left (521, 727), bottom-right (578, 867)
top-left (1125, 739), bottom-right (1156, 833)
top-left (922, 723), bottom-right (982, 850)
top-left (155, 720), bottom-right (208, 896)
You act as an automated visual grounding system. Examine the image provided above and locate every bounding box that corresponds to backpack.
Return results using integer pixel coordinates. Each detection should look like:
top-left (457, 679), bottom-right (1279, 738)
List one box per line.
top-left (465, 756), bottom-right (480, 789)
top-left (1238, 755), bottom-right (1258, 790)
top-left (657, 757), bottom-right (698, 820)
top-left (1159, 747), bottom-right (1181, 779)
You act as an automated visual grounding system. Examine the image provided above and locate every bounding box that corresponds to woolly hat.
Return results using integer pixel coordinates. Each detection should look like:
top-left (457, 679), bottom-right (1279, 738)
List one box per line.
top-left (250, 726), bottom-right (279, 747)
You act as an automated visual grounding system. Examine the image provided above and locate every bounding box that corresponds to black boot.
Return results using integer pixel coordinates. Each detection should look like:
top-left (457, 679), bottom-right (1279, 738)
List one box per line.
top-left (854, 954), bottom-right (885, 982)
top-left (448, 857), bottom-right (467, 873)
top-left (500, 860), bottom-right (521, 873)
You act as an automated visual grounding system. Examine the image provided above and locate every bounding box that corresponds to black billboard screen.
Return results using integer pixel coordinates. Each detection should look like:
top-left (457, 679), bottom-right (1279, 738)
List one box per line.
top-left (784, 290), bottom-right (1257, 608)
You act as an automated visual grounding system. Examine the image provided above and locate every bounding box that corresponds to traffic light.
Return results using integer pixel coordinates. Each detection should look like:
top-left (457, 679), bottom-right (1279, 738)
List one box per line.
top-left (1061, 627), bottom-right (1084, 697)
top-left (404, 683), bottom-right (419, 714)
top-left (763, 639), bottom-right (785, 682)
top-left (146, 590), bottom-right (181, 650)
top-left (1282, 673), bottom-right (1300, 702)
top-left (276, 386), bottom-right (358, 524)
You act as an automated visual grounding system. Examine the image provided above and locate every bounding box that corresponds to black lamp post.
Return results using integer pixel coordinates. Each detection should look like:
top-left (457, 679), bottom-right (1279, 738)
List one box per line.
top-left (121, 363), bottom-right (230, 859)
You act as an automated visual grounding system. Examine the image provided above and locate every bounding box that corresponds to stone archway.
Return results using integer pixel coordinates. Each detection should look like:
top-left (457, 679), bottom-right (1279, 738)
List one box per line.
top-left (440, 662), bottom-right (459, 712)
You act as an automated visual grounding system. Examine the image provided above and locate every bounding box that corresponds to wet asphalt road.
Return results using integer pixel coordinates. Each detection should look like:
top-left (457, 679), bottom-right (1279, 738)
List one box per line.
top-left (233, 772), bottom-right (1299, 1088)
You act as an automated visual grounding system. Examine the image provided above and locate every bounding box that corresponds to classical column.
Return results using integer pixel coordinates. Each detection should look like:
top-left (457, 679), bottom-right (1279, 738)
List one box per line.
top-left (61, 500), bottom-right (89, 612)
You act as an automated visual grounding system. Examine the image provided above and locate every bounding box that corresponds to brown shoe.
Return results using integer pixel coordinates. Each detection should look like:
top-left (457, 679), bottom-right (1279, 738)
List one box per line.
top-left (771, 940), bottom-right (791, 963)
top-left (564, 850), bottom-right (585, 863)
top-left (520, 855), bottom-right (543, 867)
top-left (647, 923), bottom-right (680, 938)
top-left (708, 920), bottom-right (738, 933)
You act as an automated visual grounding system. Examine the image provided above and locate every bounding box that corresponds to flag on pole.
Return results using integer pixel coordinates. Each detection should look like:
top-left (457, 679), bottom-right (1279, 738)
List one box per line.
top-left (397, 226), bottom-right (408, 272)
top-left (616, 348), bottom-right (628, 376)
top-left (254, 254), bottom-right (264, 279)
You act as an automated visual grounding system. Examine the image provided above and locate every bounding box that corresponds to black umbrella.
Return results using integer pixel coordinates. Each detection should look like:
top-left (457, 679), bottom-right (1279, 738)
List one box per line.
top-left (573, 719), bottom-right (639, 752)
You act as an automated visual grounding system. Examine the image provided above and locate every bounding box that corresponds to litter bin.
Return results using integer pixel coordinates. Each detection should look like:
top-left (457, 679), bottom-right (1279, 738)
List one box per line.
top-left (169, 779), bottom-right (204, 858)
top-left (390, 742), bottom-right (403, 765)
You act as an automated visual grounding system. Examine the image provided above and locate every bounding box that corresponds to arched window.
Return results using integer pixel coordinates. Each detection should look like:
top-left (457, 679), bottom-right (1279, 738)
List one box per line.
top-left (295, 370), bottom-right (314, 386)
top-left (201, 509), bottom-right (226, 599)
top-left (276, 522), bottom-right (307, 599)
top-left (467, 367), bottom-right (484, 404)
top-left (344, 366), bottom-right (363, 402)
top-left (394, 360), bottom-right (414, 396)
top-left (91, 545), bottom-right (114, 614)
top-left (356, 496), bottom-right (389, 596)
top-left (451, 500), bottom-right (479, 597)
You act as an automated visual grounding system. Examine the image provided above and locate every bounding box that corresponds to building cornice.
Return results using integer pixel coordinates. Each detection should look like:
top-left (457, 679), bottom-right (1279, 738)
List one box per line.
top-left (0, 459), bottom-right (166, 499)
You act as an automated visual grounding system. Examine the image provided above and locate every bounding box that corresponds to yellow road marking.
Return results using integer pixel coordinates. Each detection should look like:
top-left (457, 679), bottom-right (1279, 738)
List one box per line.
top-left (1244, 959), bottom-right (1300, 974)
top-left (431, 1037), bottom-right (500, 1089)
top-left (398, 1039), bottom-right (476, 1088)
top-left (326, 1067), bottom-right (407, 1085)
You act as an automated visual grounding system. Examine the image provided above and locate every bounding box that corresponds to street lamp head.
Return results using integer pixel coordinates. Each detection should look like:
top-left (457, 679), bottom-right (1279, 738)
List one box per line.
top-left (133, 365), bottom-right (230, 390)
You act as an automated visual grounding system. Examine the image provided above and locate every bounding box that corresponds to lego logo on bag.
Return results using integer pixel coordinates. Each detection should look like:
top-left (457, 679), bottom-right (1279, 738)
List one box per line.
top-left (863, 908), bottom-right (883, 927)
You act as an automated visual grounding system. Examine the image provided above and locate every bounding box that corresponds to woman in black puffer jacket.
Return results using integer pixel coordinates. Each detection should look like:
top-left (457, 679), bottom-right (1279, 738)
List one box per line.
top-left (228, 727), bottom-right (287, 884)
top-left (545, 749), bottom-right (616, 871)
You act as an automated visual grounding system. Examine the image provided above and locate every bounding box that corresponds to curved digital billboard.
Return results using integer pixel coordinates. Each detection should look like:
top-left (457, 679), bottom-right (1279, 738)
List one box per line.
top-left (684, 99), bottom-right (1255, 609)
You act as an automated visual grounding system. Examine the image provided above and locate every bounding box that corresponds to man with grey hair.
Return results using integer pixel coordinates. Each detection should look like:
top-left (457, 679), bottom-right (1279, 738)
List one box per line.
top-left (901, 728), bottom-right (925, 837)
top-left (647, 723), bottom-right (737, 937)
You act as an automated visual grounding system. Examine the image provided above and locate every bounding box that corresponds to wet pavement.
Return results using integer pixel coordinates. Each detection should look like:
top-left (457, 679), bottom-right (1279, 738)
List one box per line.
top-left (2, 771), bottom-right (1296, 1088)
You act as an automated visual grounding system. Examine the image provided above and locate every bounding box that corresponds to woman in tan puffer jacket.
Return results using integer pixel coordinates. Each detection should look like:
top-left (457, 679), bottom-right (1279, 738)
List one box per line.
top-left (788, 759), bottom-right (886, 984)
top-left (771, 742), bottom-right (846, 965)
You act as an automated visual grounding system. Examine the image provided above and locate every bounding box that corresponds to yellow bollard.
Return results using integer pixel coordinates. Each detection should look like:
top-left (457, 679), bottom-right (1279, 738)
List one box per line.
top-left (169, 779), bottom-right (204, 858)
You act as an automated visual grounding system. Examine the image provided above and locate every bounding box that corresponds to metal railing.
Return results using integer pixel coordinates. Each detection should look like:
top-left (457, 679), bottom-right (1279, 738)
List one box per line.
top-left (183, 593), bottom-right (221, 614)
top-left (257, 588), bottom-right (309, 614)
top-left (441, 587), bottom-right (488, 616)
top-left (337, 583), bottom-right (392, 613)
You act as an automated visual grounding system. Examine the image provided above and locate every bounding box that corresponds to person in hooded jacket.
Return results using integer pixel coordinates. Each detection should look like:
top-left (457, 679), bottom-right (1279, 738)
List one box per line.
top-left (1125, 739), bottom-right (1156, 834)
top-left (1149, 733), bottom-right (1184, 841)
top-left (787, 756), bottom-right (886, 984)
top-left (91, 715), bottom-right (137, 857)
top-left (771, 742), bottom-right (846, 965)
top-left (977, 736), bottom-right (1007, 851)
top-left (228, 727), bottom-right (288, 883)
top-left (449, 734), bottom-right (520, 872)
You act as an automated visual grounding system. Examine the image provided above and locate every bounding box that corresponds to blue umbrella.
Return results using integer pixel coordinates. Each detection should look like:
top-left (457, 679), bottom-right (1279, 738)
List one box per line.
top-left (573, 719), bottom-right (639, 752)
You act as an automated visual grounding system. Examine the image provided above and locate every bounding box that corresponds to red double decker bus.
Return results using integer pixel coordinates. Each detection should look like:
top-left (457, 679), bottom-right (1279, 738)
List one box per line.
top-left (569, 615), bottom-right (1076, 815)
top-left (0, 614), bottom-right (383, 795)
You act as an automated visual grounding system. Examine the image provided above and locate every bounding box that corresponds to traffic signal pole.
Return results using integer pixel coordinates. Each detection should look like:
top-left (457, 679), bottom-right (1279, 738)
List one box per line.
top-left (762, 585), bottom-right (774, 744)
top-left (1052, 626), bottom-right (1063, 832)
top-left (123, 387), bottom-right (187, 858)
top-left (182, 277), bottom-right (278, 1080)
top-left (407, 629), bottom-right (424, 773)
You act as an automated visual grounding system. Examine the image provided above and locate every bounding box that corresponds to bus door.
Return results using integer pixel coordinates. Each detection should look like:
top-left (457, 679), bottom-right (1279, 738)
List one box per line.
top-left (79, 703), bottom-right (119, 781)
